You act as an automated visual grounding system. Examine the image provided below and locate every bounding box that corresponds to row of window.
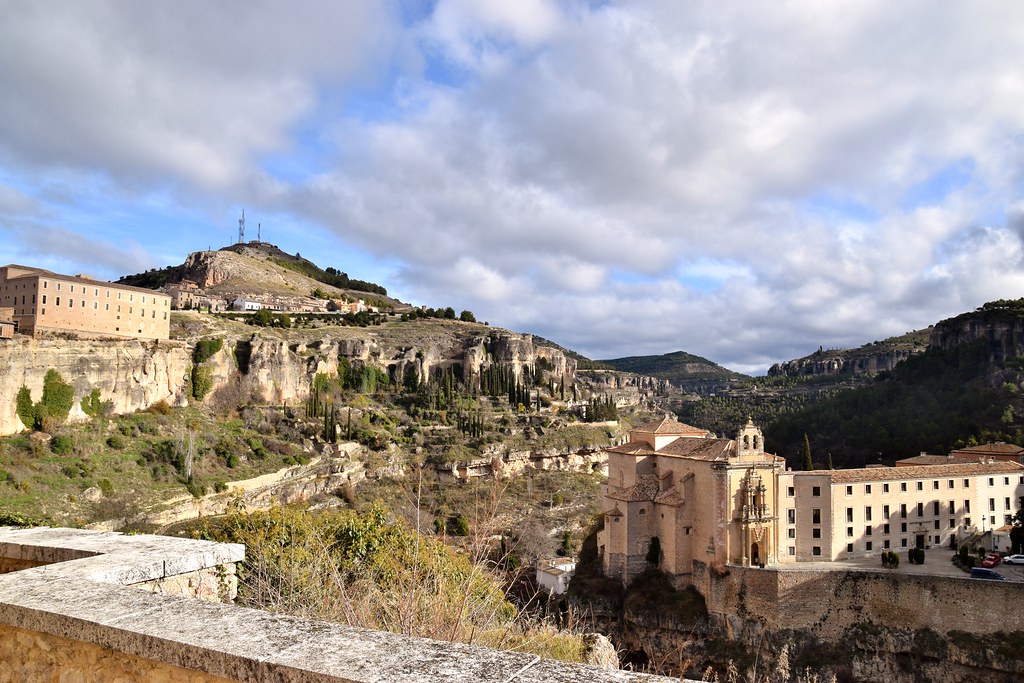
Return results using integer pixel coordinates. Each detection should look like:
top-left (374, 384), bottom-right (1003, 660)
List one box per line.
top-left (790, 476), bottom-right (1024, 499)
top-left (788, 533), bottom-right (959, 558)
top-left (42, 280), bottom-right (168, 306)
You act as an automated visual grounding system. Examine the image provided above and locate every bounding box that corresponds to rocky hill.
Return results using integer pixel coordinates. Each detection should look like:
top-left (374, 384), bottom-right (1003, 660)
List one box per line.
top-left (118, 242), bottom-right (401, 308)
top-left (597, 350), bottom-right (746, 393)
top-left (930, 299), bottom-right (1024, 361)
top-left (767, 328), bottom-right (931, 378)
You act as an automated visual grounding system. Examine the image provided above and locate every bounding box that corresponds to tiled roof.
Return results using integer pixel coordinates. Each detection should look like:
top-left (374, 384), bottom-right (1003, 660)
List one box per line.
top-left (659, 437), bottom-right (734, 461)
top-left (814, 461), bottom-right (1024, 483)
top-left (606, 474), bottom-right (661, 502)
top-left (632, 415), bottom-right (713, 437)
top-left (606, 441), bottom-right (655, 456)
top-left (953, 442), bottom-right (1024, 456)
top-left (895, 455), bottom-right (974, 466)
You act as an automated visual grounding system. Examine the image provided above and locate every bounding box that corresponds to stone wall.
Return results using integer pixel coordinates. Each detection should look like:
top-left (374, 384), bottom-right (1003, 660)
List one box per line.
top-left (697, 562), bottom-right (1024, 640)
top-left (0, 527), bottom-right (679, 683)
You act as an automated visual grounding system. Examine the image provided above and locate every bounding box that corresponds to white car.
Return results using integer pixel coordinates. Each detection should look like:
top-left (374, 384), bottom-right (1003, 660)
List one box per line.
top-left (1002, 554), bottom-right (1024, 565)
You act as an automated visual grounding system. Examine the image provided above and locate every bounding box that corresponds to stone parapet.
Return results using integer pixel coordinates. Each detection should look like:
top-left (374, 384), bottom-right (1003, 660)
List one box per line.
top-left (0, 527), bottom-right (680, 682)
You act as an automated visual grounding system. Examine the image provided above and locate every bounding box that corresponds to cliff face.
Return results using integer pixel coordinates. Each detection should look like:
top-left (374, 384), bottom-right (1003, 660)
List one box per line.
top-left (0, 337), bottom-right (192, 435)
top-left (0, 326), bottom-right (578, 435)
top-left (930, 311), bottom-right (1024, 361)
top-left (767, 348), bottom-right (918, 377)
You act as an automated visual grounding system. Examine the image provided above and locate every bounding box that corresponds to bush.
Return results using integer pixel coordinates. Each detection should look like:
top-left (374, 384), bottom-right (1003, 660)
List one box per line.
top-left (97, 479), bottom-right (114, 497)
top-left (449, 514), bottom-right (470, 536)
top-left (191, 366), bottom-right (214, 401)
top-left (16, 386), bottom-right (34, 430)
top-left (50, 435), bottom-right (74, 455)
top-left (193, 338), bottom-right (224, 364)
top-left (106, 435), bottom-right (126, 450)
top-left (226, 453), bottom-right (240, 468)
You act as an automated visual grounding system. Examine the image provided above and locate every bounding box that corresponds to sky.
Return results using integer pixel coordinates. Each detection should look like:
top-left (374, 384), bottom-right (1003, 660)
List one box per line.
top-left (2, 1), bottom-right (1024, 374)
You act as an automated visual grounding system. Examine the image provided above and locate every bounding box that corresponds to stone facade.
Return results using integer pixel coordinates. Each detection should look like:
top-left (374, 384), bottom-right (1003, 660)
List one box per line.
top-left (0, 264), bottom-right (171, 340)
top-left (600, 417), bottom-right (784, 585)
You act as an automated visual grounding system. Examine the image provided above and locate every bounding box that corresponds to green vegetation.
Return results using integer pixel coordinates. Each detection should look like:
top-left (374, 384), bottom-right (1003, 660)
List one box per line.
top-left (269, 257), bottom-right (387, 296)
top-left (193, 505), bottom-right (590, 662)
top-left (15, 370), bottom-right (75, 432)
top-left (599, 350), bottom-right (746, 387)
top-left (193, 337), bottom-right (223, 364)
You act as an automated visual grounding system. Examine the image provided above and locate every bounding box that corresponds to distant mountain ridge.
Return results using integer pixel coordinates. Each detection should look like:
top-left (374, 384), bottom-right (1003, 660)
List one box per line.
top-left (598, 350), bottom-right (746, 393)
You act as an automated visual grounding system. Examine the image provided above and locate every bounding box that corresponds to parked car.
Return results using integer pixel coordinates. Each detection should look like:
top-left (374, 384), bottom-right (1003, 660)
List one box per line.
top-left (970, 567), bottom-right (1006, 580)
top-left (982, 552), bottom-right (1002, 568)
top-left (1002, 554), bottom-right (1024, 565)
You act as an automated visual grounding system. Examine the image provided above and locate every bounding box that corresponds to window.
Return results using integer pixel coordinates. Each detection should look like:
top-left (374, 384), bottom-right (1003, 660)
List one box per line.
top-left (787, 509), bottom-right (795, 524)
top-left (916, 502), bottom-right (923, 516)
top-left (900, 504), bottom-right (907, 519)
top-left (934, 535), bottom-right (941, 545)
top-left (1005, 477), bottom-right (1010, 486)
top-left (933, 501), bottom-right (940, 515)
top-left (949, 500), bottom-right (955, 514)
top-left (989, 498), bottom-right (996, 512)
top-left (847, 527), bottom-right (854, 537)
top-left (865, 484), bottom-right (872, 494)
top-left (884, 540), bottom-right (891, 549)
top-left (950, 519), bottom-right (955, 528)
top-left (933, 481), bottom-right (939, 490)
top-left (1006, 497), bottom-right (1012, 511)
top-left (846, 508), bottom-right (854, 523)
top-left (883, 524), bottom-right (890, 534)
top-left (883, 483), bottom-right (889, 493)
top-left (69, 299), bottom-right (73, 307)
top-left (965, 517), bottom-right (972, 527)
top-left (41, 295), bottom-right (46, 304)
top-left (964, 479), bottom-right (970, 488)
top-left (787, 529), bottom-right (795, 539)
top-left (847, 543), bottom-right (854, 553)
top-left (788, 546), bottom-right (795, 556)
top-left (964, 500), bottom-right (971, 513)
top-left (846, 485), bottom-right (853, 495)
top-left (812, 486), bottom-right (821, 497)
top-left (988, 477), bottom-right (994, 486)
top-left (812, 509), bottom-right (821, 524)
top-left (865, 526), bottom-right (872, 536)
top-left (865, 507), bottom-right (872, 521)
top-left (883, 504), bottom-right (890, 518)
top-left (901, 538), bottom-right (908, 548)
top-left (93, 302), bottom-right (97, 309)
top-left (934, 520), bottom-right (940, 530)
top-left (901, 523), bottom-right (907, 532)
top-left (900, 482), bottom-right (907, 492)
top-left (916, 481), bottom-right (923, 491)
top-left (812, 528), bottom-right (821, 539)
top-left (105, 304), bottom-right (109, 311)
top-left (948, 480), bottom-right (954, 489)
top-left (55, 297), bottom-right (60, 306)
top-left (812, 546), bottom-right (821, 556)
top-left (865, 541), bottom-right (873, 551)
top-left (638, 509), bottom-right (645, 515)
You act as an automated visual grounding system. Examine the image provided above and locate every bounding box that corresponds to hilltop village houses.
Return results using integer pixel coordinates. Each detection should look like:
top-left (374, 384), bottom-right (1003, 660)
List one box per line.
top-left (162, 279), bottom-right (374, 316)
top-left (0, 264), bottom-right (170, 341)
top-left (600, 416), bottom-right (1024, 585)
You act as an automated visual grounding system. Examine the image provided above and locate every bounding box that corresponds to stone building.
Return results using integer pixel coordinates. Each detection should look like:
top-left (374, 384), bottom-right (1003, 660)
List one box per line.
top-left (0, 307), bottom-right (14, 339)
top-left (0, 264), bottom-right (170, 340)
top-left (600, 416), bottom-right (785, 585)
top-left (601, 416), bottom-right (1024, 585)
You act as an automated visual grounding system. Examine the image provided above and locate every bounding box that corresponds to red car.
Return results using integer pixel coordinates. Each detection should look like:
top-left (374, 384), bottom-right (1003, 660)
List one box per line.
top-left (982, 553), bottom-right (1002, 568)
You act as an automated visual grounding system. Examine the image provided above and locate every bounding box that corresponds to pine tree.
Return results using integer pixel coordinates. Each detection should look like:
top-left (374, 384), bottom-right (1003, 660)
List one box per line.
top-left (802, 434), bottom-right (813, 471)
top-left (826, 452), bottom-right (834, 470)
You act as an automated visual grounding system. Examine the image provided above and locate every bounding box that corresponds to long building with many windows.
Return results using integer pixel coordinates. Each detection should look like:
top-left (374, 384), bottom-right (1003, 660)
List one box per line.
top-left (0, 264), bottom-right (170, 340)
top-left (601, 416), bottom-right (1024, 585)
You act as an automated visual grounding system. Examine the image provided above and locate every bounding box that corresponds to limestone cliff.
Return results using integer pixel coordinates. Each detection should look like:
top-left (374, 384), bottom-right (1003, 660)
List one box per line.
top-left (0, 337), bottom-right (191, 435)
top-left (0, 321), bottom-right (579, 435)
top-left (930, 301), bottom-right (1024, 361)
top-left (768, 328), bottom-right (931, 378)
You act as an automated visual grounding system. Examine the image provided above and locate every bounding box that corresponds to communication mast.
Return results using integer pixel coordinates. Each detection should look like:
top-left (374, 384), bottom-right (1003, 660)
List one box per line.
top-left (258, 222), bottom-right (261, 242)
top-left (238, 210), bottom-right (246, 243)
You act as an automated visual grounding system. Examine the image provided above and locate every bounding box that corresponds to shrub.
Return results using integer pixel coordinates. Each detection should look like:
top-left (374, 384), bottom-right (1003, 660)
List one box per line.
top-left (15, 386), bottom-right (34, 430)
top-left (50, 435), bottom-right (74, 455)
top-left (146, 400), bottom-right (173, 415)
top-left (226, 453), bottom-right (240, 468)
top-left (81, 388), bottom-right (104, 417)
top-left (449, 514), bottom-right (470, 536)
top-left (193, 338), bottom-right (223, 364)
top-left (191, 366), bottom-right (214, 401)
top-left (106, 435), bottom-right (126, 450)
top-left (97, 479), bottom-right (114, 497)
top-left (214, 481), bottom-right (229, 493)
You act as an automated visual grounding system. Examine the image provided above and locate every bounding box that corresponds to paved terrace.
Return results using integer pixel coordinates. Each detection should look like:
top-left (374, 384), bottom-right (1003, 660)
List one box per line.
top-left (769, 550), bottom-right (1024, 581)
top-left (0, 527), bottom-right (681, 682)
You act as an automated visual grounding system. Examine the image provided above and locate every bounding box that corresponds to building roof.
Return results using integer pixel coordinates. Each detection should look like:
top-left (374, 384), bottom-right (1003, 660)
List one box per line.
top-left (895, 454), bottom-right (975, 467)
top-left (1, 264), bottom-right (169, 298)
top-left (813, 461), bottom-right (1024, 484)
top-left (659, 436), bottom-right (735, 461)
top-left (632, 415), bottom-right (713, 438)
top-left (952, 442), bottom-right (1024, 457)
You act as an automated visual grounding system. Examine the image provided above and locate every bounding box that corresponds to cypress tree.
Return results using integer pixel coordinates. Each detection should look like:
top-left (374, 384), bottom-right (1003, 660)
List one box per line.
top-left (802, 434), bottom-right (814, 471)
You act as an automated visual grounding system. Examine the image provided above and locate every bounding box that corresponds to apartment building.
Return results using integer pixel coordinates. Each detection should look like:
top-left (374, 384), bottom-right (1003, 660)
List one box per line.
top-left (0, 264), bottom-right (170, 341)
top-left (779, 462), bottom-right (1024, 562)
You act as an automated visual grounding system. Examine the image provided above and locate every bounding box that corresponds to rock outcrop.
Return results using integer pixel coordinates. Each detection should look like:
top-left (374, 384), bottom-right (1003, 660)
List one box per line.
top-left (768, 328), bottom-right (931, 378)
top-left (0, 337), bottom-right (191, 436)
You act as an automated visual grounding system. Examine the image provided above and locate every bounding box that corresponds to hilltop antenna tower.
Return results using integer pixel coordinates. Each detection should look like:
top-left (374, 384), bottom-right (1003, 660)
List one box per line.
top-left (238, 210), bottom-right (246, 243)
top-left (258, 222), bottom-right (261, 242)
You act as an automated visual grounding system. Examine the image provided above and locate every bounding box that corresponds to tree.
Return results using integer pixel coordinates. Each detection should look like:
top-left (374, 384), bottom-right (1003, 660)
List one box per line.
top-left (443, 307), bottom-right (456, 320)
top-left (459, 310), bottom-right (476, 323)
top-left (801, 434), bottom-right (813, 471)
top-left (826, 452), bottom-right (834, 470)
top-left (1011, 496), bottom-right (1024, 554)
